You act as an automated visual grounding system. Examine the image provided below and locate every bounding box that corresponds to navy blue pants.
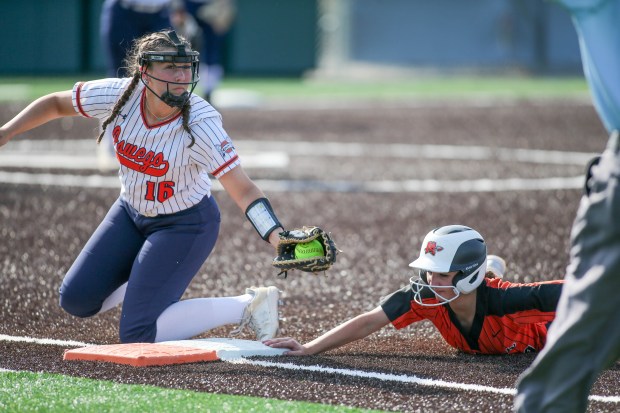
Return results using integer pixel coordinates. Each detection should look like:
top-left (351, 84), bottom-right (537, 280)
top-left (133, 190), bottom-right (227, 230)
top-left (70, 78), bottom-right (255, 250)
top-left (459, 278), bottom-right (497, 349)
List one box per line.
top-left (100, 0), bottom-right (171, 77)
top-left (185, 0), bottom-right (227, 66)
top-left (59, 195), bottom-right (220, 343)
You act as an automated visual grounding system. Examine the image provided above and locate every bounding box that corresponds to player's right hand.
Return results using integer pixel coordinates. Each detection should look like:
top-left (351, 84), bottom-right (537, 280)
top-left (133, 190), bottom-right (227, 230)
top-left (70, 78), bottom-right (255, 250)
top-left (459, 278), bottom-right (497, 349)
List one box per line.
top-left (263, 337), bottom-right (308, 356)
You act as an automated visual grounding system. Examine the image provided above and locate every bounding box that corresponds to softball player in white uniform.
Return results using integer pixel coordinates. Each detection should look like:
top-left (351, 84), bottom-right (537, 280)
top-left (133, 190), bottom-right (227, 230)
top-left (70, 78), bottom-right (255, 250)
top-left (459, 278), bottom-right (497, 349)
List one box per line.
top-left (0, 30), bottom-right (283, 343)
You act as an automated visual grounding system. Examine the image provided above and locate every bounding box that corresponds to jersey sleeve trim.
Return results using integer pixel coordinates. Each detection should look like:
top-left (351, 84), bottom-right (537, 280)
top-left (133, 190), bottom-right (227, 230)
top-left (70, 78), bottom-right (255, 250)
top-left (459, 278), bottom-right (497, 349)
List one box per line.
top-left (212, 154), bottom-right (239, 177)
top-left (74, 82), bottom-right (91, 118)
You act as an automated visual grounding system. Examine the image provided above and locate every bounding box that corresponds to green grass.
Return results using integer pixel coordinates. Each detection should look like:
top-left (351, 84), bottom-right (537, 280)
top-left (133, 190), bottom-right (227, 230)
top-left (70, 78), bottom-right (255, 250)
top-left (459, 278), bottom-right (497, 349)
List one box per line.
top-left (0, 75), bottom-right (589, 102)
top-left (0, 371), bottom-right (383, 413)
top-left (223, 76), bottom-right (589, 100)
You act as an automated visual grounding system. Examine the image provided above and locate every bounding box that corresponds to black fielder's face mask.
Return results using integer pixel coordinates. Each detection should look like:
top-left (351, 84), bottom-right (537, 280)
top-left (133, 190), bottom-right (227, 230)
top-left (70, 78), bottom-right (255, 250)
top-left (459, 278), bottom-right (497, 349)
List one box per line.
top-left (139, 31), bottom-right (200, 108)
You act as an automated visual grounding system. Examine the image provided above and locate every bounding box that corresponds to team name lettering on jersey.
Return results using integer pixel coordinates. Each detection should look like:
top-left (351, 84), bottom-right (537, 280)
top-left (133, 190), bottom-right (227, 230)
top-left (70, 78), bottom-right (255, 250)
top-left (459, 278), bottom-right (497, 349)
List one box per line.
top-left (74, 78), bottom-right (240, 215)
top-left (113, 125), bottom-right (169, 177)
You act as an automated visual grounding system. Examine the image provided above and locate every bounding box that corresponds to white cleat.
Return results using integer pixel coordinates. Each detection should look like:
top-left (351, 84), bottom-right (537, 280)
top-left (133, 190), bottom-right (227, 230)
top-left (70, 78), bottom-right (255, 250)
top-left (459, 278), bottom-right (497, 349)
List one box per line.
top-left (486, 255), bottom-right (506, 279)
top-left (232, 286), bottom-right (281, 341)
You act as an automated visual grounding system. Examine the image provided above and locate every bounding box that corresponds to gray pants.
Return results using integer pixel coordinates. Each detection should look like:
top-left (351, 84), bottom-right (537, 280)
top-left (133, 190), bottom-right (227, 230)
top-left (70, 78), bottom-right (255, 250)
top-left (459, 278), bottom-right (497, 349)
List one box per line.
top-left (514, 131), bottom-right (620, 412)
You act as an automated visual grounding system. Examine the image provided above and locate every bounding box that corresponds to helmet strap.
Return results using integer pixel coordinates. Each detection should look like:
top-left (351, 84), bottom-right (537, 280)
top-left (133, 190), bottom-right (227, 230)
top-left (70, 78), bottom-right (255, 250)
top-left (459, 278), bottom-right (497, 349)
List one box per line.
top-left (165, 30), bottom-right (187, 57)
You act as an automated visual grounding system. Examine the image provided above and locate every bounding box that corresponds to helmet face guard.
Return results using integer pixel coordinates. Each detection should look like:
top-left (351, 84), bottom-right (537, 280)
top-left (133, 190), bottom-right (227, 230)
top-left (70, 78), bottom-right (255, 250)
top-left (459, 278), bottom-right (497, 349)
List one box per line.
top-left (410, 274), bottom-right (461, 306)
top-left (408, 225), bottom-right (487, 307)
top-left (139, 31), bottom-right (200, 108)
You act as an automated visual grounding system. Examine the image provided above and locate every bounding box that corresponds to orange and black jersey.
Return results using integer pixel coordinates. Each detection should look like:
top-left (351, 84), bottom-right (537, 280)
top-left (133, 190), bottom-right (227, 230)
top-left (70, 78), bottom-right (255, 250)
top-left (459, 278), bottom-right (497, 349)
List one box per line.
top-left (380, 278), bottom-right (564, 354)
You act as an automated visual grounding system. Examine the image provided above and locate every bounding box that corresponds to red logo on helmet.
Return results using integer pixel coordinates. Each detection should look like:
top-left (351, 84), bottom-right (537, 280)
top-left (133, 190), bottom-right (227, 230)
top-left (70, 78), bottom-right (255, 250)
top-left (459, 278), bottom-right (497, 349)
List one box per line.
top-left (424, 241), bottom-right (443, 255)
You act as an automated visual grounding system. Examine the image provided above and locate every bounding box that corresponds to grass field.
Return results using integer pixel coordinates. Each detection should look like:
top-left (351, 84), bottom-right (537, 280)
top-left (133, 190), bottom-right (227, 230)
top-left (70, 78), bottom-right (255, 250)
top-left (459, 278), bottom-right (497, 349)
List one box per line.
top-left (0, 371), bottom-right (379, 413)
top-left (0, 75), bottom-right (590, 102)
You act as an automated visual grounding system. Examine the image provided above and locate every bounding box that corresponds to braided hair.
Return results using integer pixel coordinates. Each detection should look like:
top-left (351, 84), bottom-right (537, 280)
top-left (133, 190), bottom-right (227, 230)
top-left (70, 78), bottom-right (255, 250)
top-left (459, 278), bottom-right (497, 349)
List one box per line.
top-left (97, 31), bottom-right (196, 147)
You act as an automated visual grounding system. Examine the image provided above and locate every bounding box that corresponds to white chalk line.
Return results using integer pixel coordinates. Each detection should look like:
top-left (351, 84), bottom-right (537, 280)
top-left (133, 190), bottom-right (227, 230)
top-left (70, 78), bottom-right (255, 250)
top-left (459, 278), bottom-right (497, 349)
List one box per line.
top-left (0, 333), bottom-right (90, 348)
top-left (226, 357), bottom-right (516, 395)
top-left (2, 139), bottom-right (597, 165)
top-left (0, 171), bottom-right (585, 192)
top-left (0, 140), bottom-right (594, 193)
top-left (0, 140), bottom-right (596, 192)
top-left (238, 140), bottom-right (596, 166)
top-left (0, 334), bottom-right (617, 404)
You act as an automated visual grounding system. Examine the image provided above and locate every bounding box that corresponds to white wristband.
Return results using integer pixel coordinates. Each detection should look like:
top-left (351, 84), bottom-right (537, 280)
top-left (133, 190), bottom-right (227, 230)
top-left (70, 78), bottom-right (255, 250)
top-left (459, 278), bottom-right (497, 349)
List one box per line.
top-left (245, 198), bottom-right (281, 241)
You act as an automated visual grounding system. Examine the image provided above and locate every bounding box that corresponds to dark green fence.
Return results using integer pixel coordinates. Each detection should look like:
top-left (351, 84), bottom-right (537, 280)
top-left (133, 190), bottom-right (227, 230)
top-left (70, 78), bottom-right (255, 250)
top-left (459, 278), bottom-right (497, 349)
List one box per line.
top-left (0, 0), bottom-right (578, 77)
top-left (0, 0), bottom-right (318, 76)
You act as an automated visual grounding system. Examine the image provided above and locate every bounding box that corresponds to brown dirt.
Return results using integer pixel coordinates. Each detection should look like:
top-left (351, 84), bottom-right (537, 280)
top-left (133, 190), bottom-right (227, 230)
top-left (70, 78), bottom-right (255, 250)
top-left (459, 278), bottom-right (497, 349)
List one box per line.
top-left (1, 99), bottom-right (618, 412)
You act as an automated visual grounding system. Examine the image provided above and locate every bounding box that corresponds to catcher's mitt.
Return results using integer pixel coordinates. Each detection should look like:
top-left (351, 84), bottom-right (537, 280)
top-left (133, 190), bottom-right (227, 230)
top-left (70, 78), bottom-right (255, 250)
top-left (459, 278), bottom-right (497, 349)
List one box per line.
top-left (273, 226), bottom-right (338, 278)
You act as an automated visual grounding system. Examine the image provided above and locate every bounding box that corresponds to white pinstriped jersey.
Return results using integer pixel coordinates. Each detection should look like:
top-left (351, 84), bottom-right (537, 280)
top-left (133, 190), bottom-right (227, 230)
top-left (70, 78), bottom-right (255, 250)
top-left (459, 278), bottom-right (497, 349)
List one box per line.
top-left (72, 77), bottom-right (240, 216)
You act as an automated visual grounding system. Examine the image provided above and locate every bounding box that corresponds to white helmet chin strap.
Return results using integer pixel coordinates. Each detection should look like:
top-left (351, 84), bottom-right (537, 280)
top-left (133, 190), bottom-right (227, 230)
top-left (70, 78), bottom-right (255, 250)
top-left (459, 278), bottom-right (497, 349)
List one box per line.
top-left (410, 277), bottom-right (462, 307)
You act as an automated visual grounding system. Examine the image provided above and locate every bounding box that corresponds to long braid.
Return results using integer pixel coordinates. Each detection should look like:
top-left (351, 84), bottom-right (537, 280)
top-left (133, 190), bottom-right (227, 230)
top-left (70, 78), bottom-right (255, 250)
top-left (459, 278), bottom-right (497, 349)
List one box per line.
top-left (181, 102), bottom-right (195, 148)
top-left (96, 72), bottom-right (141, 144)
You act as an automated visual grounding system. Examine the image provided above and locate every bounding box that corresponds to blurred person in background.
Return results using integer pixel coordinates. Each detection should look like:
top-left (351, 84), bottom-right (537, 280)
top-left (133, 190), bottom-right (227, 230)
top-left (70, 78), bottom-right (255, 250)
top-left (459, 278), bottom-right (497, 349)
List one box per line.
top-left (99, 0), bottom-right (174, 170)
top-left (101, 0), bottom-right (173, 78)
top-left (183, 0), bottom-right (237, 103)
top-left (170, 0), bottom-right (203, 53)
top-left (514, 0), bottom-right (620, 412)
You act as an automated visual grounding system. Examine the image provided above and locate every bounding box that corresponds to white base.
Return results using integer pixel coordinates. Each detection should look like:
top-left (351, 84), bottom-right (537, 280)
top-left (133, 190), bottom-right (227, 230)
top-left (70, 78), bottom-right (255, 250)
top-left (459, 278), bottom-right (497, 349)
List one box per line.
top-left (160, 338), bottom-right (286, 360)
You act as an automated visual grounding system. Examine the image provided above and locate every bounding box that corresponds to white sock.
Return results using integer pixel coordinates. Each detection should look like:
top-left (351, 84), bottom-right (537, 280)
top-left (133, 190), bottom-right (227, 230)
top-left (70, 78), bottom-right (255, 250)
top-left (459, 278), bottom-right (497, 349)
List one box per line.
top-left (97, 282), bottom-right (128, 314)
top-left (154, 294), bottom-right (252, 342)
top-left (205, 64), bottom-right (223, 96)
top-left (198, 65), bottom-right (210, 96)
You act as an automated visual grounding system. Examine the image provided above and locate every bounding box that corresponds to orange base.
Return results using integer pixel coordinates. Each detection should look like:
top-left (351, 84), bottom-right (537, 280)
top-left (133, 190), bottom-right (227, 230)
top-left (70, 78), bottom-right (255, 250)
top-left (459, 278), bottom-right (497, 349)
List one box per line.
top-left (63, 343), bottom-right (219, 367)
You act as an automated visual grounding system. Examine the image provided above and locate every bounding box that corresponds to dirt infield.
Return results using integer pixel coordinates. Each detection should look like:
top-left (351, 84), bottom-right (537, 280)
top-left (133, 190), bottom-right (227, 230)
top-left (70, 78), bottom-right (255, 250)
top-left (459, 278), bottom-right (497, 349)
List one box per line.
top-left (1, 100), bottom-right (618, 412)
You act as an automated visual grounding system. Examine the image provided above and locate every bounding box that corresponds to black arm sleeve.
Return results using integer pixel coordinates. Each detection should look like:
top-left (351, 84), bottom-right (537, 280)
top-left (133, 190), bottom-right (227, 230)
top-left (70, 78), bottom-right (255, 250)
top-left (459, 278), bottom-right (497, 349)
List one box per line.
top-left (380, 284), bottom-right (418, 322)
top-left (486, 281), bottom-right (563, 316)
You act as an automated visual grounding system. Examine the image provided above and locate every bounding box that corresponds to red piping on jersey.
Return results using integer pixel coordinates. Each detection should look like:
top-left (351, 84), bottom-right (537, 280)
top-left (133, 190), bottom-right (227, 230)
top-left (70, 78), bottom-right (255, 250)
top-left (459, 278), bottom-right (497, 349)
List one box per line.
top-left (140, 89), bottom-right (182, 129)
top-left (212, 155), bottom-right (239, 177)
top-left (75, 82), bottom-right (91, 118)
